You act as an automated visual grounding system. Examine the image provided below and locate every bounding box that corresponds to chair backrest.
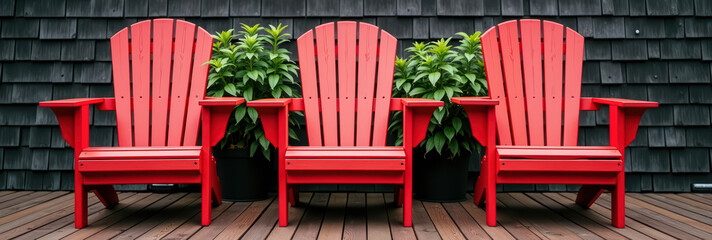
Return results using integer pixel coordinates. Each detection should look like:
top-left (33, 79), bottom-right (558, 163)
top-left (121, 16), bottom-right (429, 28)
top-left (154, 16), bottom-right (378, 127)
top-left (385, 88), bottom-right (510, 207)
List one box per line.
top-left (110, 19), bottom-right (213, 147)
top-left (480, 19), bottom-right (584, 146)
top-left (296, 22), bottom-right (398, 147)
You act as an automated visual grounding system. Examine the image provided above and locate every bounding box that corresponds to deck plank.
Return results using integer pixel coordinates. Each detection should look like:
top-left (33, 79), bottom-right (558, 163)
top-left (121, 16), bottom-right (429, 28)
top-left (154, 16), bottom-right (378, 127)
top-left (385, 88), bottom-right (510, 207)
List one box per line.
top-left (542, 192), bottom-right (656, 240)
top-left (112, 193), bottom-right (201, 240)
top-left (422, 201), bottom-right (466, 240)
top-left (561, 192), bottom-right (701, 239)
top-left (187, 201), bottom-right (251, 239)
top-left (498, 193), bottom-right (582, 240)
top-left (158, 201), bottom-right (233, 240)
top-left (342, 193), bottom-right (367, 240)
top-left (411, 200), bottom-right (443, 240)
top-left (620, 194), bottom-right (712, 236)
top-left (384, 193), bottom-right (417, 240)
top-left (675, 193), bottom-right (712, 211)
top-left (630, 193), bottom-right (712, 225)
top-left (266, 192), bottom-right (314, 240)
top-left (0, 191), bottom-right (33, 204)
top-left (0, 192), bottom-right (66, 217)
top-left (293, 192), bottom-right (330, 240)
top-left (512, 192), bottom-right (603, 240)
top-left (212, 196), bottom-right (275, 239)
top-left (460, 195), bottom-right (517, 240)
top-left (241, 196), bottom-right (281, 240)
top-left (28, 192), bottom-right (154, 240)
top-left (0, 191), bottom-right (72, 227)
top-left (366, 193), bottom-right (392, 240)
top-left (317, 193), bottom-right (348, 240)
top-left (441, 201), bottom-right (490, 239)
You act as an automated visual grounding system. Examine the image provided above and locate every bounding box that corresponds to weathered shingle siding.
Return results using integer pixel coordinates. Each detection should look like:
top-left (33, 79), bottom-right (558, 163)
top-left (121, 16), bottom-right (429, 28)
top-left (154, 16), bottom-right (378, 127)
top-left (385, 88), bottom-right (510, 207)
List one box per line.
top-left (0, 0), bottom-right (710, 192)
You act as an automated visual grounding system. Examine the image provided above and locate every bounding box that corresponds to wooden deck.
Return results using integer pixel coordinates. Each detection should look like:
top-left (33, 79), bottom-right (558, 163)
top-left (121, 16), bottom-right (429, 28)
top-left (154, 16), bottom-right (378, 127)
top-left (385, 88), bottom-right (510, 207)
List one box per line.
top-left (0, 191), bottom-right (711, 239)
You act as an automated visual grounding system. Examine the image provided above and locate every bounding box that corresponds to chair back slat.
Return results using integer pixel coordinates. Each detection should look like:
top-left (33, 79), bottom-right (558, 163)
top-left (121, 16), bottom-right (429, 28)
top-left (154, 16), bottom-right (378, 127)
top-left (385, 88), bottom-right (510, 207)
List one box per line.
top-left (520, 20), bottom-right (545, 146)
top-left (150, 19), bottom-right (174, 146)
top-left (166, 21), bottom-right (197, 146)
top-left (109, 19), bottom-right (212, 147)
top-left (481, 20), bottom-right (584, 147)
top-left (315, 23), bottom-right (339, 146)
top-left (563, 27), bottom-right (584, 146)
top-left (297, 30), bottom-right (323, 146)
top-left (337, 22), bottom-right (358, 146)
top-left (110, 29), bottom-right (133, 147)
top-left (296, 22), bottom-right (397, 147)
top-left (130, 21), bottom-right (152, 147)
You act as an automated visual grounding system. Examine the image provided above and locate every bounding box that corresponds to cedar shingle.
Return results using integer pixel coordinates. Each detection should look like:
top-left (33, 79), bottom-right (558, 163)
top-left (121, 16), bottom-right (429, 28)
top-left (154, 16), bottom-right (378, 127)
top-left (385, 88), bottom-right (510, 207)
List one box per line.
top-left (483, 0), bottom-right (500, 16)
top-left (62, 40), bottom-right (95, 61)
top-left (0, 127), bottom-right (20, 147)
top-left (43, 171), bottom-right (60, 190)
top-left (31, 149), bottom-right (49, 170)
top-left (364, 0), bottom-right (396, 16)
top-left (626, 61), bottom-right (668, 84)
top-left (582, 62), bottom-right (601, 84)
top-left (646, 0), bottom-right (678, 16)
top-left (40, 19), bottom-right (77, 39)
top-left (0, 40), bottom-right (14, 61)
top-left (35, 106), bottom-right (59, 125)
top-left (413, 18), bottom-right (429, 39)
top-left (148, 0), bottom-right (167, 17)
top-left (397, 0), bottom-right (421, 16)
top-left (23, 0), bottom-right (66, 17)
top-left (665, 18), bottom-right (685, 38)
top-left (377, 17), bottom-right (413, 39)
top-left (201, 0), bottom-right (228, 17)
top-left (558, 0), bottom-right (602, 16)
top-left (690, 85), bottom-right (712, 104)
top-left (625, 17), bottom-right (665, 38)
top-left (2, 62), bottom-right (74, 83)
top-left (631, 148), bottom-right (670, 172)
top-left (696, 0), bottom-right (712, 16)
top-left (51, 128), bottom-right (69, 148)
top-left (630, 126), bottom-right (649, 147)
top-left (629, 0), bottom-right (646, 16)
top-left (4, 147), bottom-right (32, 169)
top-left (107, 19), bottom-right (137, 35)
top-left (60, 171), bottom-right (73, 190)
top-left (307, 0), bottom-right (339, 16)
top-left (421, 0), bottom-right (436, 16)
top-left (77, 19), bottom-right (107, 39)
top-left (436, 0), bottom-right (484, 16)
top-left (6, 171), bottom-right (26, 190)
top-left (229, 0), bottom-right (260, 16)
top-left (592, 17), bottom-right (624, 39)
top-left (339, 0), bottom-right (363, 17)
top-left (612, 40), bottom-right (647, 60)
top-left (660, 39), bottom-right (701, 60)
top-left (665, 127), bottom-right (686, 147)
top-left (674, 105), bottom-right (710, 126)
top-left (191, 18), bottom-right (232, 37)
top-left (671, 148), bottom-right (710, 173)
top-left (584, 40), bottom-right (611, 60)
top-left (648, 40), bottom-right (660, 59)
top-left (1, 18), bottom-right (39, 38)
top-left (31, 40), bottom-right (62, 61)
top-left (653, 174), bottom-right (690, 192)
top-left (702, 40), bottom-right (712, 60)
top-left (12, 84), bottom-right (53, 103)
top-left (601, 0), bottom-right (629, 15)
top-left (48, 149), bottom-right (73, 170)
top-left (125, 0), bottom-right (148, 17)
top-left (687, 127), bottom-right (712, 147)
top-left (90, 127), bottom-right (114, 147)
top-left (648, 127), bottom-right (665, 147)
top-left (168, 0), bottom-right (200, 16)
top-left (67, 0), bottom-right (123, 17)
top-left (640, 105), bottom-right (673, 126)
top-left (577, 17), bottom-right (593, 37)
top-left (429, 17), bottom-right (473, 38)
top-left (95, 40), bottom-right (111, 61)
top-left (669, 61), bottom-right (711, 83)
top-left (530, 0), bottom-right (558, 16)
top-left (501, 0), bottom-right (523, 16)
top-left (74, 62), bottom-right (112, 83)
top-left (599, 61), bottom-right (624, 84)
top-left (29, 127), bottom-right (51, 148)
top-left (263, 0), bottom-right (305, 17)
top-left (0, 0), bottom-right (14, 16)
top-left (648, 85), bottom-right (688, 104)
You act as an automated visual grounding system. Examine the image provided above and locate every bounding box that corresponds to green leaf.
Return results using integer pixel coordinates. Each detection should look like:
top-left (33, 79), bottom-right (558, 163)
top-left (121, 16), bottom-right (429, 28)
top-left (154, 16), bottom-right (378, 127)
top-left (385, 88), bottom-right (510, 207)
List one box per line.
top-left (444, 126), bottom-right (455, 140)
top-left (434, 132), bottom-right (446, 154)
top-left (247, 70), bottom-right (259, 81)
top-left (425, 137), bottom-right (435, 153)
top-left (258, 135), bottom-right (270, 150)
top-left (243, 87), bottom-right (253, 101)
top-left (428, 72), bottom-right (441, 86)
top-left (234, 105), bottom-right (246, 123)
top-left (280, 85), bottom-right (293, 96)
top-left (249, 141), bottom-right (258, 157)
top-left (268, 74), bottom-right (279, 89)
top-left (432, 108), bottom-right (445, 124)
top-left (452, 117), bottom-right (462, 132)
top-left (443, 86), bottom-right (454, 99)
top-left (247, 107), bottom-right (259, 123)
top-left (449, 140), bottom-right (459, 156)
top-left (409, 87), bottom-right (427, 96)
top-left (403, 82), bottom-right (412, 94)
top-left (224, 83), bottom-right (237, 96)
top-left (433, 89), bottom-right (445, 101)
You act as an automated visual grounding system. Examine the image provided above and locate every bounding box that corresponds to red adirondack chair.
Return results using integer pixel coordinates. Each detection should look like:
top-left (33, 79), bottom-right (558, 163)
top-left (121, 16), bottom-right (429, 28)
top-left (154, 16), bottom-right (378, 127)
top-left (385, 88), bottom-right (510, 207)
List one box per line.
top-left (39, 19), bottom-right (244, 228)
top-left (452, 19), bottom-right (658, 228)
top-left (248, 21), bottom-right (443, 227)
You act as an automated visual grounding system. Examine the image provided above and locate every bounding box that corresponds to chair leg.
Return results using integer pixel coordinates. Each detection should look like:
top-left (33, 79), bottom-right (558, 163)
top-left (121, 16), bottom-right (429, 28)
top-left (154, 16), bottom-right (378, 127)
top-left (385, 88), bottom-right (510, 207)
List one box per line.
top-left (394, 186), bottom-right (404, 207)
top-left (288, 184), bottom-right (299, 207)
top-left (75, 183), bottom-right (88, 228)
top-left (473, 175), bottom-right (486, 207)
top-left (201, 176), bottom-right (212, 226)
top-left (211, 160), bottom-right (222, 207)
top-left (611, 173), bottom-right (625, 228)
top-left (575, 185), bottom-right (606, 208)
top-left (279, 178), bottom-right (288, 227)
top-left (91, 185), bottom-right (119, 208)
top-left (403, 178), bottom-right (413, 227)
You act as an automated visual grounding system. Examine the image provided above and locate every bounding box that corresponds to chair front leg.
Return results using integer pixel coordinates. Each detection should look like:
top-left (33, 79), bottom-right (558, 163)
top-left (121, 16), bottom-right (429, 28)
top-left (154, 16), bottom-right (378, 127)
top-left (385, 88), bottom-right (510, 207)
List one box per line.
top-left (91, 185), bottom-right (119, 207)
top-left (75, 173), bottom-right (88, 228)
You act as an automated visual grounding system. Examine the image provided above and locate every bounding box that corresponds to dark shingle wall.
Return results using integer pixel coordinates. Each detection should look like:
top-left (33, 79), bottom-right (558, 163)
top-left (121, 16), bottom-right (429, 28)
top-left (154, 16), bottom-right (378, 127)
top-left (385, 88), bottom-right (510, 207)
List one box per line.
top-left (0, 0), bottom-right (710, 192)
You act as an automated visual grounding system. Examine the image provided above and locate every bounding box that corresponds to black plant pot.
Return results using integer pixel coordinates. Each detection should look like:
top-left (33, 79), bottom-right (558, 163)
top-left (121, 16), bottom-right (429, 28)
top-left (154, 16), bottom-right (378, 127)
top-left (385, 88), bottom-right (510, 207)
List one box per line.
top-left (213, 148), bottom-right (270, 201)
top-left (413, 147), bottom-right (470, 202)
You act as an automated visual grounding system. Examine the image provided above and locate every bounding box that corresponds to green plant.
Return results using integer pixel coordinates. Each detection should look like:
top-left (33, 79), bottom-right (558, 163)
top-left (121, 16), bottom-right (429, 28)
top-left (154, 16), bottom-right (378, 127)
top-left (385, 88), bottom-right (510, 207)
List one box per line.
top-left (206, 23), bottom-right (301, 159)
top-left (390, 32), bottom-right (487, 158)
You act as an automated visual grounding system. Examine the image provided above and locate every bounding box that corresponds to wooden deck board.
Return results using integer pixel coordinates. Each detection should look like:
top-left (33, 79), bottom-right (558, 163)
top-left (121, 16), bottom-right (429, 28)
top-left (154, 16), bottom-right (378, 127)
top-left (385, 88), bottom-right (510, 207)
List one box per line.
top-left (0, 191), bottom-right (707, 239)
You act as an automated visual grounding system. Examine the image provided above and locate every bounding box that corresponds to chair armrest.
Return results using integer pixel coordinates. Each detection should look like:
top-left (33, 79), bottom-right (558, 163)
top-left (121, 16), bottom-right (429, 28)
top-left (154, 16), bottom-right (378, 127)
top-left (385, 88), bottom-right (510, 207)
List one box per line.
top-left (400, 98), bottom-right (445, 108)
top-left (452, 97), bottom-right (498, 147)
top-left (39, 98), bottom-right (105, 108)
top-left (246, 98), bottom-right (293, 107)
top-left (591, 98), bottom-right (658, 108)
top-left (199, 97), bottom-right (246, 106)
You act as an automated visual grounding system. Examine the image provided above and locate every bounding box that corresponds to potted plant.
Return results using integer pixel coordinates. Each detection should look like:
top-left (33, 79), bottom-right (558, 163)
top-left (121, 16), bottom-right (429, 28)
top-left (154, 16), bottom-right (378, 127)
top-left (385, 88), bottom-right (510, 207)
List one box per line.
top-left (390, 32), bottom-right (488, 202)
top-left (205, 23), bottom-right (300, 201)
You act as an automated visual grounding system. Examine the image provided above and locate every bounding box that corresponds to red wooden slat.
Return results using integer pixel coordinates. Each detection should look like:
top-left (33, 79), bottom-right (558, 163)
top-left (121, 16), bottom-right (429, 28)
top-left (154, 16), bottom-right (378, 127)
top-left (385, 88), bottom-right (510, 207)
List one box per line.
top-left (520, 20), bottom-right (545, 146)
top-left (183, 27), bottom-right (213, 146)
top-left (337, 21), bottom-right (357, 146)
top-left (130, 21), bottom-right (151, 147)
top-left (315, 23), bottom-right (339, 146)
top-left (110, 28), bottom-right (133, 147)
top-left (498, 160), bottom-right (623, 172)
top-left (285, 159), bottom-right (405, 171)
top-left (543, 21), bottom-right (565, 146)
top-left (297, 30), bottom-right (322, 146)
top-left (286, 172), bottom-right (404, 184)
top-left (78, 159), bottom-right (200, 172)
top-left (497, 148), bottom-right (621, 159)
top-left (498, 21), bottom-right (528, 145)
top-left (287, 146), bottom-right (404, 151)
top-left (83, 146), bottom-right (202, 151)
top-left (79, 150), bottom-right (201, 159)
top-left (563, 27), bottom-right (584, 146)
top-left (481, 27), bottom-right (512, 145)
top-left (355, 23), bottom-right (379, 146)
top-left (372, 30), bottom-right (397, 146)
top-left (151, 19), bottom-right (174, 146)
top-left (286, 149), bottom-right (406, 159)
top-left (167, 20), bottom-right (197, 146)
